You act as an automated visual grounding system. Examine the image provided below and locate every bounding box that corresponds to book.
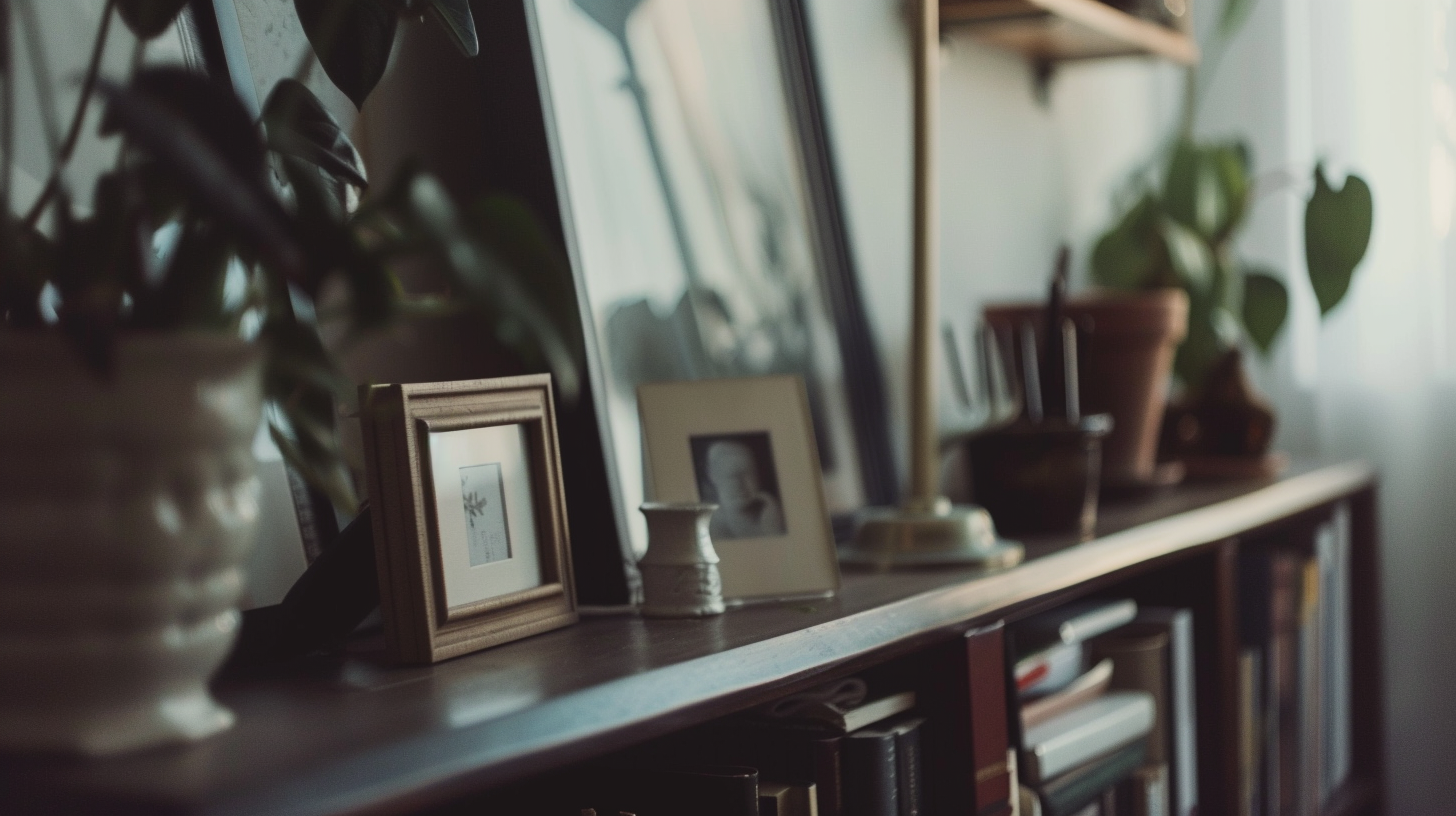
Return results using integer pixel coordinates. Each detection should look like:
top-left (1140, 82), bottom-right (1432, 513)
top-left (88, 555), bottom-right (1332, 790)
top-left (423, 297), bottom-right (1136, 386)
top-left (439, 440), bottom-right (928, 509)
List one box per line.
top-left (1129, 609), bottom-right (1198, 816)
top-left (1271, 550), bottom-right (1301, 816)
top-left (1018, 600), bottom-right (1138, 651)
top-left (967, 624), bottom-right (1015, 814)
top-left (1116, 763), bottom-right (1169, 816)
top-left (1021, 691), bottom-right (1156, 783)
top-left (1016, 642), bottom-right (1085, 697)
top-left (1237, 647), bottom-right (1262, 816)
top-left (844, 725), bottom-right (898, 816)
top-left (686, 720), bottom-right (845, 816)
top-left (765, 691), bottom-right (917, 735)
top-left (855, 716), bottom-right (924, 816)
top-left (1034, 739), bottom-right (1147, 816)
top-left (585, 765), bottom-right (761, 816)
top-left (761, 782), bottom-right (819, 816)
top-left (1022, 659), bottom-right (1114, 730)
top-left (1299, 555), bottom-right (1323, 813)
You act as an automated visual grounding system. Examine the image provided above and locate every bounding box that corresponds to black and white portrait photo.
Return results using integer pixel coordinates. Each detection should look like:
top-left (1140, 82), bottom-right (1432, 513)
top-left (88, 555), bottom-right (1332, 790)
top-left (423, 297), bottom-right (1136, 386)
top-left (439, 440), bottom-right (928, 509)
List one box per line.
top-left (690, 432), bottom-right (787, 540)
top-left (459, 463), bottom-right (512, 566)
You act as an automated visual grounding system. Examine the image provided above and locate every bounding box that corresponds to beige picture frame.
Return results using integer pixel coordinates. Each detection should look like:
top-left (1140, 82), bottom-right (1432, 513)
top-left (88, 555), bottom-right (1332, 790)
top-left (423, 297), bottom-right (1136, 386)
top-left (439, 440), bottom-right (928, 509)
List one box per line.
top-left (360, 375), bottom-right (577, 664)
top-left (637, 375), bottom-right (840, 602)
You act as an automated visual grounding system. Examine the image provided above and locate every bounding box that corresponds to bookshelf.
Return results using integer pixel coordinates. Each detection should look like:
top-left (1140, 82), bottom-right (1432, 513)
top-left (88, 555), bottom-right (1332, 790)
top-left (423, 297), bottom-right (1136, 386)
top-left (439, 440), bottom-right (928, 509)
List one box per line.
top-left (0, 460), bottom-right (1382, 816)
top-left (940, 0), bottom-right (1200, 65)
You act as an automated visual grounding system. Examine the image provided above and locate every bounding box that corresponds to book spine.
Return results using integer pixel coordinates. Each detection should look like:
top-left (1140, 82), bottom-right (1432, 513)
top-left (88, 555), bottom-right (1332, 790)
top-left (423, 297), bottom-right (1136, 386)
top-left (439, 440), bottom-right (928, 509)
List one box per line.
top-left (1164, 610), bottom-right (1198, 816)
top-left (815, 735), bottom-right (844, 816)
top-left (966, 624), bottom-right (1013, 814)
top-left (895, 720), bottom-right (923, 816)
top-left (844, 730), bottom-right (898, 816)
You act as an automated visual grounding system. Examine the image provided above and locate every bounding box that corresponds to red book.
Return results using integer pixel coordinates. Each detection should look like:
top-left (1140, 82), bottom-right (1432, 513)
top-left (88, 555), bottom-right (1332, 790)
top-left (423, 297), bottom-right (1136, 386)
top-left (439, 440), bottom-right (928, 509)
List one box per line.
top-left (966, 624), bottom-right (1012, 815)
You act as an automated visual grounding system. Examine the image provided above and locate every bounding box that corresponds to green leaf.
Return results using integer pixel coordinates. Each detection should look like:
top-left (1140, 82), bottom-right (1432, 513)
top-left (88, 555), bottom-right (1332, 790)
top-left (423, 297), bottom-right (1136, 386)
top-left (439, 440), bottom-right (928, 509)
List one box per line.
top-left (263, 79), bottom-right (368, 189)
top-left (379, 168), bottom-right (581, 400)
top-left (116, 0), bottom-right (190, 39)
top-left (293, 0), bottom-right (398, 109)
top-left (427, 0), bottom-right (478, 57)
top-left (1158, 216), bottom-right (1215, 294)
top-left (1241, 269), bottom-right (1288, 354)
top-left (1175, 291), bottom-right (1235, 388)
top-left (1091, 193), bottom-right (1158, 289)
top-left (1219, 0), bottom-right (1256, 40)
top-left (1305, 164), bottom-right (1373, 316)
top-left (1208, 142), bottom-right (1253, 242)
top-left (1164, 140), bottom-right (1222, 239)
top-left (260, 314), bottom-right (360, 512)
top-left (279, 155), bottom-right (396, 328)
top-left (97, 75), bottom-right (304, 282)
top-left (0, 218), bottom-right (54, 328)
top-left (470, 194), bottom-right (584, 355)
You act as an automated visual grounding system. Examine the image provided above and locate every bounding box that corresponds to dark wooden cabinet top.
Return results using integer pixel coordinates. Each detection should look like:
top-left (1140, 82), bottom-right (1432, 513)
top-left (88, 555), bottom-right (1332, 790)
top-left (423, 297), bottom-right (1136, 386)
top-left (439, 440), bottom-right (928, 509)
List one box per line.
top-left (0, 461), bottom-right (1373, 816)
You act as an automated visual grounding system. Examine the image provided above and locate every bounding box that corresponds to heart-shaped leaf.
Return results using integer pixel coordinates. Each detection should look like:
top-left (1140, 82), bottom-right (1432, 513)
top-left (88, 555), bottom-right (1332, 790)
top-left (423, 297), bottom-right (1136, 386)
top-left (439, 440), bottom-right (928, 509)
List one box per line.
top-left (293, 0), bottom-right (398, 109)
top-left (1164, 140), bottom-right (1218, 238)
top-left (1091, 193), bottom-right (1158, 289)
top-left (1241, 268), bottom-right (1289, 354)
top-left (428, 0), bottom-right (478, 57)
top-left (116, 0), bottom-right (190, 40)
top-left (1305, 163), bottom-right (1373, 316)
top-left (1158, 216), bottom-right (1215, 294)
top-left (263, 79), bottom-right (368, 189)
top-left (1208, 141), bottom-right (1252, 242)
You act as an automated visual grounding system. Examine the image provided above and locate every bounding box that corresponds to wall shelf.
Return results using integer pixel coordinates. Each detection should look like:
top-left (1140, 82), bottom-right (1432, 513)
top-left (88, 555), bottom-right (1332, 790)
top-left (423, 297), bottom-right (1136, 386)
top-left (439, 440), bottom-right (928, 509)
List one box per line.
top-left (941, 0), bottom-right (1199, 65)
top-left (0, 461), bottom-right (1379, 816)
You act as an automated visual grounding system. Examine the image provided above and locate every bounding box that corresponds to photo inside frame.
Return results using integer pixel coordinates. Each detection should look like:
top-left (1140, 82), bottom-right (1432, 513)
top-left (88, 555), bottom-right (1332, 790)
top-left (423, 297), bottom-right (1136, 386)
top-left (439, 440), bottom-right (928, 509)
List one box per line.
top-left (427, 424), bottom-right (544, 609)
top-left (689, 431), bottom-right (789, 542)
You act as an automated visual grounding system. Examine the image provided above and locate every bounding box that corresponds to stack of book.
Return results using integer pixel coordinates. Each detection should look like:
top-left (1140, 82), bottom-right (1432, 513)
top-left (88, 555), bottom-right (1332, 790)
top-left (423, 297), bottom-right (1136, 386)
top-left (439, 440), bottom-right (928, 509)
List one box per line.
top-left (1013, 600), bottom-right (1199, 816)
top-left (1237, 503), bottom-right (1354, 816)
top-left (620, 684), bottom-right (926, 816)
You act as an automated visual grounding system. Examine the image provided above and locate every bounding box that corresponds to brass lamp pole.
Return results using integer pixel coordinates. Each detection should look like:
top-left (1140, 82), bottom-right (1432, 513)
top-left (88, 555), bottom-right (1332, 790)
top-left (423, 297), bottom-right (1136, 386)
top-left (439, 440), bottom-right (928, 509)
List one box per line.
top-left (841, 0), bottom-right (1023, 569)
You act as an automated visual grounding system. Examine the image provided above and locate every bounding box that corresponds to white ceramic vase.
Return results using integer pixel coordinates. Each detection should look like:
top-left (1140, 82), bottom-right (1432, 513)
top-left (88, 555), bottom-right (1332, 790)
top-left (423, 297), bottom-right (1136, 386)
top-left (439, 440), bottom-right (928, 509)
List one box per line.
top-left (0, 333), bottom-right (264, 755)
top-left (638, 503), bottom-right (725, 618)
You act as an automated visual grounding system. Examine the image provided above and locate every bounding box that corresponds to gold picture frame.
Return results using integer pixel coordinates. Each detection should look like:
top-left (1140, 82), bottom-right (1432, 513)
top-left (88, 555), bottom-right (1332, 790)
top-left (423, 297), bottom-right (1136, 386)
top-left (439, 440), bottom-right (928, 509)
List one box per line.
top-left (637, 375), bottom-right (840, 603)
top-left (360, 375), bottom-right (577, 664)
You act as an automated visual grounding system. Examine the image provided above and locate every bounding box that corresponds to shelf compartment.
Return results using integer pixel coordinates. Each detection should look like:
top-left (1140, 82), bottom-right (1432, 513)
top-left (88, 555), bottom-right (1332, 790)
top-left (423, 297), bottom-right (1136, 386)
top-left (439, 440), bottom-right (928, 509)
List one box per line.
top-left (941, 0), bottom-right (1199, 65)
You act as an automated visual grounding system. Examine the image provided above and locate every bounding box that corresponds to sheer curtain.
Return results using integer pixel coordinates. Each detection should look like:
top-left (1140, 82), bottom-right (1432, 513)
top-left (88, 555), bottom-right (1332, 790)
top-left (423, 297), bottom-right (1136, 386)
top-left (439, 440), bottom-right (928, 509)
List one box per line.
top-left (1201, 0), bottom-right (1456, 809)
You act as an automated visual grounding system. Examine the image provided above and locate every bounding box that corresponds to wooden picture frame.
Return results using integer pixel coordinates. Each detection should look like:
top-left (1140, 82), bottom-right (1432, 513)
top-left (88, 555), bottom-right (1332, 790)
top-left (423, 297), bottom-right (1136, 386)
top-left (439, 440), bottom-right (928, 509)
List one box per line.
top-left (638, 375), bottom-right (840, 603)
top-left (360, 375), bottom-right (577, 664)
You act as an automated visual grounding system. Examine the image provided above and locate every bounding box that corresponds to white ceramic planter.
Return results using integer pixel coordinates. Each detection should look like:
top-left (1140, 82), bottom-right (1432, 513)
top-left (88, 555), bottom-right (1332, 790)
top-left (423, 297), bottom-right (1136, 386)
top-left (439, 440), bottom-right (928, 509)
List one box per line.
top-left (0, 333), bottom-right (264, 755)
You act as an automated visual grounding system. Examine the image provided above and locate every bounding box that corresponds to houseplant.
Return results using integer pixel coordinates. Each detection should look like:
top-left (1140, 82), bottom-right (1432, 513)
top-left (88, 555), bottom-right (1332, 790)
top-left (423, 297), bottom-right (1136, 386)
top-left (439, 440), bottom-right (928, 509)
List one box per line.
top-left (1090, 0), bottom-right (1373, 470)
top-left (0, 0), bottom-right (576, 754)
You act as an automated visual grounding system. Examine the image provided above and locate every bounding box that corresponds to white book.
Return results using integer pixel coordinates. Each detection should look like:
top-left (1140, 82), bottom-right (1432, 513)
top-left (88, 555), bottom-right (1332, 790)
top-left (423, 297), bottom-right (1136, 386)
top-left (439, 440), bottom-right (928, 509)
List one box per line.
top-left (1020, 600), bottom-right (1138, 648)
top-left (1021, 691), bottom-right (1155, 783)
top-left (1136, 608), bottom-right (1199, 816)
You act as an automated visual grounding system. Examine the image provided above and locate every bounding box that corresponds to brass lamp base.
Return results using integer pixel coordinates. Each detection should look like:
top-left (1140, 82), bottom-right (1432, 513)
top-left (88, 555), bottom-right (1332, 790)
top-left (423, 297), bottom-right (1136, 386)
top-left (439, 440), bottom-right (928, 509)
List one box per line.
top-left (840, 497), bottom-right (1025, 570)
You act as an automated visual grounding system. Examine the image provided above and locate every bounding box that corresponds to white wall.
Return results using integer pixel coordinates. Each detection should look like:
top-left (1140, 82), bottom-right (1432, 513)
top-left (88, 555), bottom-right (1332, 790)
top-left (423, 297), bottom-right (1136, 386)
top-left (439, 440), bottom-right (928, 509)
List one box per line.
top-left (805, 0), bottom-right (1181, 481)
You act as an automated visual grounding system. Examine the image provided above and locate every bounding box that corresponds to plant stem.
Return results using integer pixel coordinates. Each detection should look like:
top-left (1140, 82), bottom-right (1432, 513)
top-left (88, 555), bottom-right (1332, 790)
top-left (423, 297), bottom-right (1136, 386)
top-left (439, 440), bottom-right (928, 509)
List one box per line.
top-left (22, 0), bottom-right (115, 228)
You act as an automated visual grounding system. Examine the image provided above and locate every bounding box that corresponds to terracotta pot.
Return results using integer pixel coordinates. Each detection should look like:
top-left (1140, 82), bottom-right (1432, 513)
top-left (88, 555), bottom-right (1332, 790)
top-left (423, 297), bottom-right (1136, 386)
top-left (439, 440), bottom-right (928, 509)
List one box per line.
top-left (984, 289), bottom-right (1188, 487)
top-left (0, 333), bottom-right (263, 755)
